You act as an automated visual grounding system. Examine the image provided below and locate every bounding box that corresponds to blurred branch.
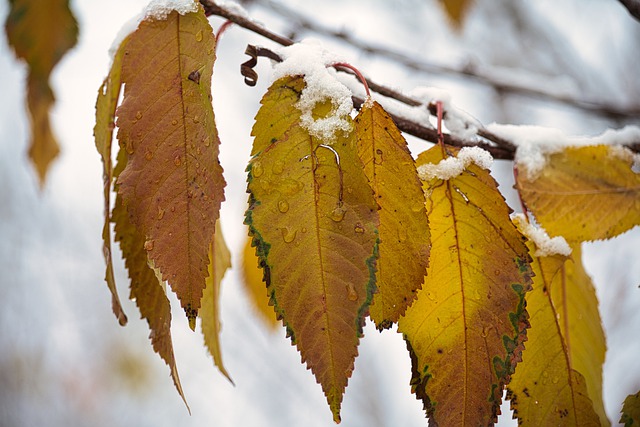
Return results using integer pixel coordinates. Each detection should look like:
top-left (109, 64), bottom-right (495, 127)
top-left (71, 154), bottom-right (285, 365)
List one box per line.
top-left (619, 0), bottom-right (640, 22)
top-left (200, 0), bottom-right (640, 158)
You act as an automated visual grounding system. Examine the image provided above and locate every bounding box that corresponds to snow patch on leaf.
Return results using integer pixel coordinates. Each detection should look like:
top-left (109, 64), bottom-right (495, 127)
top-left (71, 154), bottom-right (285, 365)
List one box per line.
top-left (417, 146), bottom-right (493, 180)
top-left (511, 214), bottom-right (572, 257)
top-left (487, 123), bottom-right (640, 179)
top-left (273, 39), bottom-right (353, 142)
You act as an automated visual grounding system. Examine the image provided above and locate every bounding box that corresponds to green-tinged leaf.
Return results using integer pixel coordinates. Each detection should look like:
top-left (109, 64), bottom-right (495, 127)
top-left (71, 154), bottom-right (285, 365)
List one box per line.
top-left (246, 75), bottom-right (379, 422)
top-left (398, 144), bottom-right (533, 426)
top-left (516, 145), bottom-right (640, 242)
top-left (438, 0), bottom-right (473, 28)
top-left (201, 222), bottom-right (233, 383)
top-left (621, 392), bottom-right (640, 426)
top-left (354, 99), bottom-right (429, 329)
top-left (115, 7), bottom-right (225, 326)
top-left (5, 0), bottom-right (78, 185)
top-left (112, 179), bottom-right (188, 412)
top-left (94, 37), bottom-right (128, 327)
top-left (551, 244), bottom-right (608, 425)
top-left (241, 237), bottom-right (279, 330)
top-left (508, 216), bottom-right (603, 425)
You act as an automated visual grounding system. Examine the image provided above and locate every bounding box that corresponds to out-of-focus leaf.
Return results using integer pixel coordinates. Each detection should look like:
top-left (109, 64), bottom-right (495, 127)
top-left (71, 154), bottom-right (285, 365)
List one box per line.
top-left (508, 218), bottom-right (604, 425)
top-left (201, 222), bottom-right (233, 382)
top-left (93, 37), bottom-right (128, 327)
top-left (115, 7), bottom-right (225, 327)
top-left (246, 75), bottom-right (378, 422)
top-left (438, 0), bottom-right (473, 28)
top-left (621, 391), bottom-right (640, 426)
top-left (516, 145), bottom-right (640, 242)
top-left (241, 237), bottom-right (279, 330)
top-left (5, 0), bottom-right (78, 185)
top-left (551, 245), bottom-right (608, 425)
top-left (112, 175), bottom-right (188, 412)
top-left (398, 144), bottom-right (532, 426)
top-left (354, 99), bottom-right (429, 329)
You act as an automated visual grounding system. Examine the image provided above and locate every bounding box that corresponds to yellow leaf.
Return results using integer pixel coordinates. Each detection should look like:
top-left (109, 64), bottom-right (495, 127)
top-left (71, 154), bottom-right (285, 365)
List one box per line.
top-left (241, 237), bottom-right (279, 330)
top-left (354, 100), bottom-right (429, 329)
top-left (246, 75), bottom-right (379, 423)
top-left (5, 0), bottom-right (78, 185)
top-left (201, 222), bottom-right (233, 383)
top-left (398, 144), bottom-right (533, 426)
top-left (115, 7), bottom-right (225, 327)
top-left (438, 0), bottom-right (473, 28)
top-left (93, 37), bottom-right (129, 327)
top-left (551, 244), bottom-right (608, 426)
top-left (621, 391), bottom-right (640, 426)
top-left (508, 218), bottom-right (604, 425)
top-left (516, 145), bottom-right (640, 242)
top-left (112, 184), bottom-right (189, 412)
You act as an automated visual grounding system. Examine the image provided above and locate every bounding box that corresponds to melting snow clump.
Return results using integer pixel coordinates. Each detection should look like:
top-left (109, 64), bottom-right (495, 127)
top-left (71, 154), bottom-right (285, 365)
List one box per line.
top-left (144, 0), bottom-right (199, 20)
top-left (273, 39), bottom-right (353, 142)
top-left (417, 146), bottom-right (493, 180)
top-left (511, 214), bottom-right (572, 257)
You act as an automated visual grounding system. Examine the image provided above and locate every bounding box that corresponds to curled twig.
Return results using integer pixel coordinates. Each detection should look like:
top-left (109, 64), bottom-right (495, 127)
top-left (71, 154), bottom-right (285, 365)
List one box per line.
top-left (241, 44), bottom-right (283, 86)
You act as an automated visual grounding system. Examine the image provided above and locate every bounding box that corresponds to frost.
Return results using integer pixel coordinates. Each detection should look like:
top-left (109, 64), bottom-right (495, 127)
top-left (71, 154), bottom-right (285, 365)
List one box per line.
top-left (511, 214), bottom-right (572, 257)
top-left (487, 123), bottom-right (640, 179)
top-left (108, 0), bottom-right (198, 60)
top-left (417, 147), bottom-right (493, 180)
top-left (411, 87), bottom-right (482, 139)
top-left (273, 39), bottom-right (353, 142)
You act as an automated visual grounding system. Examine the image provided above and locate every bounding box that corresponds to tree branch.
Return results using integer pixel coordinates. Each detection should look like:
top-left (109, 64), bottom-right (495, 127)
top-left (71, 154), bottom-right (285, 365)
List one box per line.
top-left (619, 0), bottom-right (640, 22)
top-left (200, 0), bottom-right (640, 158)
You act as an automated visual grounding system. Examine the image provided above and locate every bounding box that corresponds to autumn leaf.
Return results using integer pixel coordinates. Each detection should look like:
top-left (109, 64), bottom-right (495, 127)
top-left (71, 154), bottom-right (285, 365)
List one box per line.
top-left (516, 145), bottom-right (640, 242)
top-left (621, 391), bottom-right (640, 426)
top-left (5, 0), bottom-right (78, 185)
top-left (115, 7), bottom-right (225, 327)
top-left (354, 99), bottom-right (429, 329)
top-left (241, 237), bottom-right (279, 330)
top-left (438, 0), bottom-right (473, 28)
top-left (508, 216), bottom-right (604, 425)
top-left (112, 170), bottom-right (188, 412)
top-left (200, 222), bottom-right (233, 382)
top-left (94, 37), bottom-right (129, 327)
top-left (246, 75), bottom-right (379, 422)
top-left (398, 144), bottom-right (533, 426)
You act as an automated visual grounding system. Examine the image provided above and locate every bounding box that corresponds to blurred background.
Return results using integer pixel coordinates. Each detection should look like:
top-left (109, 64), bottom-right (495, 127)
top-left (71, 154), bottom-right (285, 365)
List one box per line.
top-left (0, 0), bottom-right (639, 425)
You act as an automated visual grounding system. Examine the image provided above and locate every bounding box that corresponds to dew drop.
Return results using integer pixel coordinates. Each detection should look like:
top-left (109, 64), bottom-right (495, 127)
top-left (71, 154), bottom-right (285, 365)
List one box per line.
top-left (330, 206), bottom-right (346, 222)
top-left (301, 227), bottom-right (307, 233)
top-left (125, 141), bottom-right (134, 154)
top-left (426, 291), bottom-right (436, 301)
top-left (272, 159), bottom-right (285, 175)
top-left (481, 327), bottom-right (489, 338)
top-left (411, 203), bottom-right (424, 213)
top-left (398, 227), bottom-right (408, 243)
top-left (278, 199), bottom-right (289, 213)
top-left (354, 223), bottom-right (365, 234)
top-left (195, 30), bottom-right (203, 42)
top-left (473, 289), bottom-right (481, 300)
top-left (144, 240), bottom-right (154, 251)
top-left (552, 376), bottom-right (559, 384)
top-left (204, 138), bottom-right (211, 147)
top-left (196, 147), bottom-right (202, 155)
top-left (281, 227), bottom-right (297, 243)
top-left (144, 150), bottom-right (153, 160)
top-left (252, 161), bottom-right (264, 177)
top-left (374, 148), bottom-right (384, 165)
top-left (174, 156), bottom-right (182, 166)
top-left (171, 119), bottom-right (178, 126)
top-left (157, 207), bottom-right (165, 220)
top-left (135, 111), bottom-right (143, 120)
top-left (192, 115), bottom-right (200, 124)
top-left (494, 269), bottom-right (501, 276)
top-left (346, 284), bottom-right (358, 301)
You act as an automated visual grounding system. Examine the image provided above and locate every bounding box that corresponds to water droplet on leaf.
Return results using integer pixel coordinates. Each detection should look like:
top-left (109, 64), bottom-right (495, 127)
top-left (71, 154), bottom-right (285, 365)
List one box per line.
top-left (144, 150), bottom-right (153, 160)
top-left (252, 161), bottom-right (263, 177)
top-left (281, 227), bottom-right (297, 243)
top-left (272, 160), bottom-right (285, 175)
top-left (398, 227), bottom-right (408, 242)
top-left (171, 119), bottom-right (178, 126)
top-left (144, 240), bottom-right (154, 251)
top-left (278, 199), bottom-right (289, 213)
top-left (174, 156), bottom-right (182, 166)
top-left (195, 30), bottom-right (203, 42)
top-left (135, 111), bottom-right (143, 120)
top-left (354, 223), bottom-right (365, 234)
top-left (157, 207), bottom-right (165, 220)
top-left (374, 148), bottom-right (384, 165)
top-left (330, 206), bottom-right (346, 222)
top-left (347, 284), bottom-right (358, 301)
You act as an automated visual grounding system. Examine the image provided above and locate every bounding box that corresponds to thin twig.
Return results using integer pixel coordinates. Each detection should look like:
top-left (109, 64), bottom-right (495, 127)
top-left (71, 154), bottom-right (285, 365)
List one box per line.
top-left (619, 0), bottom-right (640, 22)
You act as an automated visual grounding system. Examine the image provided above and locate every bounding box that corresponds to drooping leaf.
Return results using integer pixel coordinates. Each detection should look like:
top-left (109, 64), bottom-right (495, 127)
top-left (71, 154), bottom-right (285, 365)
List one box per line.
top-left (516, 145), bottom-right (640, 242)
top-left (550, 244), bottom-right (608, 426)
top-left (621, 391), bottom-right (640, 426)
top-left (112, 168), bottom-right (188, 411)
top-left (354, 99), bottom-right (429, 329)
top-left (5, 0), bottom-right (78, 185)
top-left (246, 75), bottom-right (379, 422)
top-left (93, 37), bottom-right (129, 327)
top-left (115, 7), bottom-right (225, 327)
top-left (507, 219), bottom-right (603, 425)
top-left (438, 0), bottom-right (473, 28)
top-left (200, 222), bottom-right (233, 383)
top-left (398, 144), bottom-right (533, 426)
top-left (241, 237), bottom-right (279, 330)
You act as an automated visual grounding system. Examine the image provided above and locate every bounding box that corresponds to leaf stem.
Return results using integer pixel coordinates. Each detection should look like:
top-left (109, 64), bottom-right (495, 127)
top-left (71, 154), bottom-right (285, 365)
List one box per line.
top-left (331, 62), bottom-right (370, 98)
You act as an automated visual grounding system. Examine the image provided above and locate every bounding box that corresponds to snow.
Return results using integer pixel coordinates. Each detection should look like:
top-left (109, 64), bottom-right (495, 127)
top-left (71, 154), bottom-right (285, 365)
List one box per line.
top-left (487, 123), bottom-right (640, 179)
top-left (411, 86), bottom-right (482, 139)
top-left (272, 39), bottom-right (354, 142)
top-left (108, 0), bottom-right (199, 60)
top-left (511, 214), bottom-right (572, 257)
top-left (417, 146), bottom-right (493, 180)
